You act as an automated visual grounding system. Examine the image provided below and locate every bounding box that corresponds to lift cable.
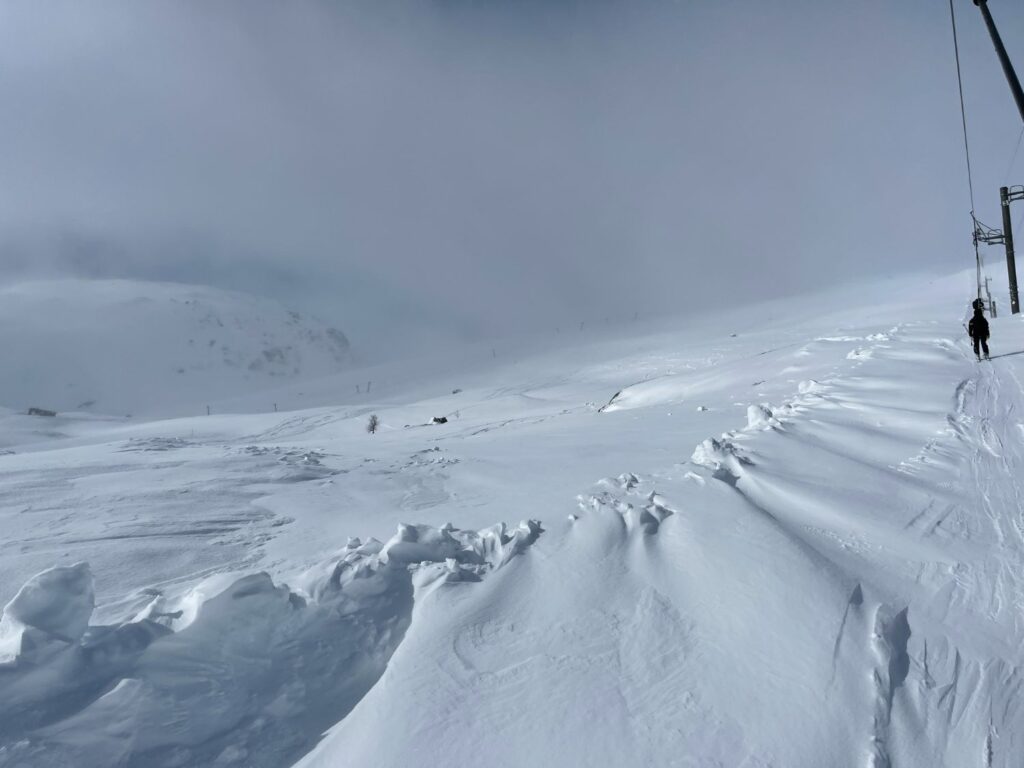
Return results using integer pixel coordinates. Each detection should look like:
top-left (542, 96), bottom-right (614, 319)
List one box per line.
top-left (950, 0), bottom-right (984, 297)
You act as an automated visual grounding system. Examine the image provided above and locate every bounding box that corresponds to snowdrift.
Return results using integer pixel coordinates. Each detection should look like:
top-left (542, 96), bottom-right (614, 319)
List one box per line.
top-left (296, 315), bottom-right (1024, 768)
top-left (0, 520), bottom-right (541, 767)
top-left (2, 270), bottom-right (1023, 767)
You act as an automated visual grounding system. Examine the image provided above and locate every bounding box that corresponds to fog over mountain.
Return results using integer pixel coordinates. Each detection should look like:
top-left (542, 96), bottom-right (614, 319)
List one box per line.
top-left (0, 279), bottom-right (352, 416)
top-left (2, 0), bottom-right (1023, 356)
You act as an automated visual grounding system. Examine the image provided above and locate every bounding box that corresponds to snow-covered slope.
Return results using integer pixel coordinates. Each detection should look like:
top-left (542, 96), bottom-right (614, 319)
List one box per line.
top-left (2, 269), bottom-right (1023, 767)
top-left (0, 279), bottom-right (351, 417)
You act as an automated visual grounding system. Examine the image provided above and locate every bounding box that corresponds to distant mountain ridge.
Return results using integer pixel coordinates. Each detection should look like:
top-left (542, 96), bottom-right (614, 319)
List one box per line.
top-left (0, 279), bottom-right (352, 416)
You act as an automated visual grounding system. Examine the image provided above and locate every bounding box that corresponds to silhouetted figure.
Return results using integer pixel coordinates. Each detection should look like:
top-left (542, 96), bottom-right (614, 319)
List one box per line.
top-left (969, 303), bottom-right (990, 361)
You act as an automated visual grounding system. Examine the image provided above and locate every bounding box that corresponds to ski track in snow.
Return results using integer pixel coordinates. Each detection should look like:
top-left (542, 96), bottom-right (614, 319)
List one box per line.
top-left (676, 321), bottom-right (1024, 766)
top-left (552, 318), bottom-right (1024, 767)
top-left (3, 272), bottom-right (1024, 766)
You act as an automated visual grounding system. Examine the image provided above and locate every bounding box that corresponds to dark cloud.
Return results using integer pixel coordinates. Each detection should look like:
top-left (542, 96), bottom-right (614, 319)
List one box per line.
top-left (2, 0), bottom-right (1023, 355)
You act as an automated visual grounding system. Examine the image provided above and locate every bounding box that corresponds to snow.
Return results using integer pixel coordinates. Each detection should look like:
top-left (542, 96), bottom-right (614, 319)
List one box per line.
top-left (0, 279), bottom-right (351, 418)
top-left (0, 521), bottom-right (539, 768)
top-left (2, 268), bottom-right (1023, 766)
top-left (0, 563), bottom-right (95, 661)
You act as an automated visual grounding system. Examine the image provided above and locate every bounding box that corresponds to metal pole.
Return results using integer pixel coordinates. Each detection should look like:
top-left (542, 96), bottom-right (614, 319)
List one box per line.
top-left (974, 0), bottom-right (1024, 125)
top-left (1000, 185), bottom-right (1021, 313)
top-left (976, 236), bottom-right (983, 299)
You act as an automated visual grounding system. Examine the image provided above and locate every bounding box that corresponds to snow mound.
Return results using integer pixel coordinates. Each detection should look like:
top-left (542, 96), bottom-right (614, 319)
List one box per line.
top-left (2, 563), bottom-right (94, 645)
top-left (745, 403), bottom-right (779, 430)
top-left (690, 436), bottom-right (750, 478)
top-left (0, 519), bottom-right (541, 768)
top-left (0, 279), bottom-right (352, 416)
top-left (577, 486), bottom-right (675, 534)
top-left (0, 563), bottom-right (95, 665)
top-left (797, 378), bottom-right (825, 395)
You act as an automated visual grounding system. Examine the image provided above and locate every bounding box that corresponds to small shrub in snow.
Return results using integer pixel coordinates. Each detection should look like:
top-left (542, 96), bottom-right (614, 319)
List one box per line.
top-left (367, 414), bottom-right (380, 434)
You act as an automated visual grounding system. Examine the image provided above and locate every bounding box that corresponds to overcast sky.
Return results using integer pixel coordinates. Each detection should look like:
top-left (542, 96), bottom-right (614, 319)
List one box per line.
top-left (2, 0), bottom-right (1023, 355)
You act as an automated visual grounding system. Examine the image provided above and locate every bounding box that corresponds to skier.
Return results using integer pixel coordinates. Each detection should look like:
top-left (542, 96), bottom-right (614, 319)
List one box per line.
top-left (969, 301), bottom-right (990, 361)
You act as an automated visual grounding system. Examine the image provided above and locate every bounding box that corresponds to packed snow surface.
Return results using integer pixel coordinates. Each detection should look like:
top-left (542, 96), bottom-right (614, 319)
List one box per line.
top-left (0, 279), bottom-right (351, 417)
top-left (1, 270), bottom-right (1023, 766)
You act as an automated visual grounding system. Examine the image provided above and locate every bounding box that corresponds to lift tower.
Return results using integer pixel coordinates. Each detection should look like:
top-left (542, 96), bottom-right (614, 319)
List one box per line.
top-left (972, 0), bottom-right (1024, 313)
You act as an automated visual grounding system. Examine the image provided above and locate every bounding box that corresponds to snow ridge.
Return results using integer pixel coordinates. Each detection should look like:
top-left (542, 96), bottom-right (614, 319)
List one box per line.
top-left (680, 322), bottom-right (1024, 766)
top-left (0, 519), bottom-right (541, 768)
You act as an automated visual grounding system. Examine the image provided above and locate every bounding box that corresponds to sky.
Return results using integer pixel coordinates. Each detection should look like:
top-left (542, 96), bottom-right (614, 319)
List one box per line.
top-left (1, 0), bottom-right (1023, 356)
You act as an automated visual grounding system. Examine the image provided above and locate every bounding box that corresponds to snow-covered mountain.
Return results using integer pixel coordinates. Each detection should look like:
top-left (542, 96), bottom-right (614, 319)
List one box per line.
top-left (3, 268), bottom-right (1023, 767)
top-left (0, 279), bottom-right (351, 416)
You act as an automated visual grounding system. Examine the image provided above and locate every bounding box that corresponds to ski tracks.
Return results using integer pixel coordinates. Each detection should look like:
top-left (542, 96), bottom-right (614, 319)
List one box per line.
top-left (647, 321), bottom-right (1024, 766)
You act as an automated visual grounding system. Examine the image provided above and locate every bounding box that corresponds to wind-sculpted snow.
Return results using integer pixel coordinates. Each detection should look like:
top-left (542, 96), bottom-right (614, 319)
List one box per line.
top-left (0, 563), bottom-right (95, 650)
top-left (679, 322), bottom-right (1024, 765)
top-left (0, 520), bottom-right (541, 768)
top-left (4, 271), bottom-right (1024, 766)
top-left (574, 473), bottom-right (677, 534)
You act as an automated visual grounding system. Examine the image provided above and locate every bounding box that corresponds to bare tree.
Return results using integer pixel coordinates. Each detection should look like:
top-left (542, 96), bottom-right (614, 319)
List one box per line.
top-left (367, 414), bottom-right (380, 434)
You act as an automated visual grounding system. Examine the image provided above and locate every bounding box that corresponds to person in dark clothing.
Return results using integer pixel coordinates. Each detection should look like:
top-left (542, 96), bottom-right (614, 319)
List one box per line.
top-left (969, 304), bottom-right (990, 360)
